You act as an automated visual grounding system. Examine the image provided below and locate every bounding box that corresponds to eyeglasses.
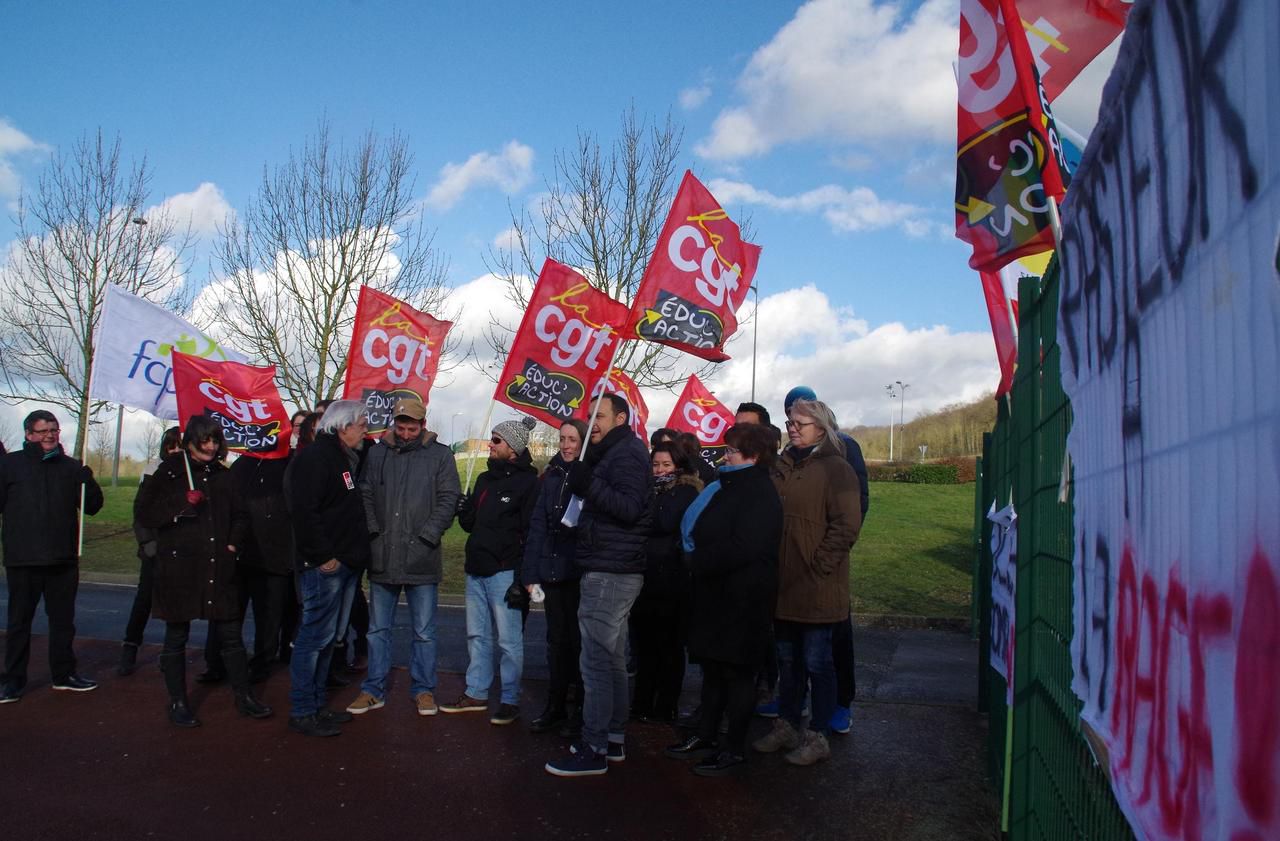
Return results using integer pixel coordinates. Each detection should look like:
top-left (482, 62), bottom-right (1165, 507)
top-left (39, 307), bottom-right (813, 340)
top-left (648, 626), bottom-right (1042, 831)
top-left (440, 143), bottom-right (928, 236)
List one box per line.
top-left (490, 436), bottom-right (504, 445)
top-left (29, 427), bottom-right (60, 438)
top-left (724, 446), bottom-right (742, 456)
top-left (784, 420), bottom-right (815, 430)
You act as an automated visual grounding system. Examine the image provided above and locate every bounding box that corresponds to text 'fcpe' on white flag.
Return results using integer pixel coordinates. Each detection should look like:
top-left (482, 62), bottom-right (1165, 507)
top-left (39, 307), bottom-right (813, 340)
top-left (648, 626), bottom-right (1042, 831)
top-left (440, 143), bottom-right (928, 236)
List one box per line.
top-left (90, 284), bottom-right (247, 420)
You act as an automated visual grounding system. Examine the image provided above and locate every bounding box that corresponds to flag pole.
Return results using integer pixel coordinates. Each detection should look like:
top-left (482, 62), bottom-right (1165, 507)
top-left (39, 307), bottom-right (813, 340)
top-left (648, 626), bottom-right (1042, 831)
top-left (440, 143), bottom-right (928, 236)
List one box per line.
top-left (575, 327), bottom-right (625, 466)
top-left (77, 301), bottom-right (107, 558)
top-left (464, 398), bottom-right (497, 492)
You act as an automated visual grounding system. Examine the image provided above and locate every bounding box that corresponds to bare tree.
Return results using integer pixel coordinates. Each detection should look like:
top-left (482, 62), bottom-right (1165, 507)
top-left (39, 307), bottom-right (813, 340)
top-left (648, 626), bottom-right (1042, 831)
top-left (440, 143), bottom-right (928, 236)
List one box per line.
top-left (136, 415), bottom-right (167, 462)
top-left (207, 122), bottom-right (454, 408)
top-left (484, 108), bottom-right (717, 390)
top-left (0, 131), bottom-right (192, 458)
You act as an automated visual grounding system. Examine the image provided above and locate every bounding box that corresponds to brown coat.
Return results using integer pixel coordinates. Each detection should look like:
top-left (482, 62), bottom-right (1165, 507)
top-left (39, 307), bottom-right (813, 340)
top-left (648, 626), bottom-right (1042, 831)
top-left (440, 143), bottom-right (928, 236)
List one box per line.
top-left (135, 452), bottom-right (247, 622)
top-left (771, 444), bottom-right (862, 623)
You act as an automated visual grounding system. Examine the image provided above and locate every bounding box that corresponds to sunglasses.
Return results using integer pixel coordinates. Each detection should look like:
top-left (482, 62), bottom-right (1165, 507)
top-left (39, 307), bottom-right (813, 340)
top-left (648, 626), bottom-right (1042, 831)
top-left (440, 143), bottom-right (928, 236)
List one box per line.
top-left (490, 436), bottom-right (504, 445)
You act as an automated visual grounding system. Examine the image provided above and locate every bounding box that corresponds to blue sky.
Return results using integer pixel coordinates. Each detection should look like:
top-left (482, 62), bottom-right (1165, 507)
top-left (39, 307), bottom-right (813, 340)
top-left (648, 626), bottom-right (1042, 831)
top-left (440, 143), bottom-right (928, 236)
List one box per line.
top-left (0, 0), bottom-right (1114, 447)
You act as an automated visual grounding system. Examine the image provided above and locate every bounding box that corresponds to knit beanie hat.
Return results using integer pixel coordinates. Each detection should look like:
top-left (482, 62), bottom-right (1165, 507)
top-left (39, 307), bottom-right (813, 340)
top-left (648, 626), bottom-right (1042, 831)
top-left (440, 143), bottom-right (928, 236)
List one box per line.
top-left (784, 385), bottom-right (817, 411)
top-left (493, 416), bottom-right (537, 453)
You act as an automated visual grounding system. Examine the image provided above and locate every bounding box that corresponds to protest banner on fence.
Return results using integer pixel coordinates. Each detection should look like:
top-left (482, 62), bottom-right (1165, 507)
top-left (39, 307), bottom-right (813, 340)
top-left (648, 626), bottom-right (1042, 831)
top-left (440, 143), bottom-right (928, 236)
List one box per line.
top-left (955, 0), bottom-right (1071, 273)
top-left (987, 501), bottom-right (1016, 705)
top-left (171, 352), bottom-right (291, 459)
top-left (342, 285), bottom-right (452, 433)
top-left (494, 259), bottom-right (631, 429)
top-left (627, 170), bottom-right (760, 362)
top-left (664, 374), bottom-right (734, 466)
top-left (91, 284), bottom-right (246, 419)
top-left (1058, 1), bottom-right (1280, 837)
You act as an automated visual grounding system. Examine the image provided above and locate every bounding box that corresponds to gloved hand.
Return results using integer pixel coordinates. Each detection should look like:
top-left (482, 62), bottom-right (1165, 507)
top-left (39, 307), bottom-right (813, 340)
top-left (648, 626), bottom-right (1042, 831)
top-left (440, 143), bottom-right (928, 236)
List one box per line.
top-left (566, 461), bottom-right (592, 496)
top-left (186, 489), bottom-right (206, 508)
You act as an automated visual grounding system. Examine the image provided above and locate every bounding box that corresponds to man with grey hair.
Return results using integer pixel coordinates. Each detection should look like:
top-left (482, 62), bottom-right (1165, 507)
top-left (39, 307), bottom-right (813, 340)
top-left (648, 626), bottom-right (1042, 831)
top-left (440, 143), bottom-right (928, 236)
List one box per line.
top-left (285, 400), bottom-right (371, 737)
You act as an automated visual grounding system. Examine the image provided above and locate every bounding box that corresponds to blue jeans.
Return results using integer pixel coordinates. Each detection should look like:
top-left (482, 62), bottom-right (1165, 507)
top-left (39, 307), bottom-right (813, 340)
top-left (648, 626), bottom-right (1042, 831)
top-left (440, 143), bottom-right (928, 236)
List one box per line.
top-left (362, 581), bottom-right (438, 699)
top-left (289, 564), bottom-right (358, 718)
top-left (578, 571), bottom-right (643, 754)
top-left (463, 571), bottom-right (523, 705)
top-left (775, 619), bottom-right (836, 735)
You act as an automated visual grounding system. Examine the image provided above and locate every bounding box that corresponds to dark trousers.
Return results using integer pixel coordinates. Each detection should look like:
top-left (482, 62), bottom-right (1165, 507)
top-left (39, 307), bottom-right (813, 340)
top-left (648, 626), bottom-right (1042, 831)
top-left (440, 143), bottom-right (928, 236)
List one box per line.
top-left (163, 619), bottom-right (250, 698)
top-left (3, 564), bottom-right (79, 686)
top-left (697, 660), bottom-right (756, 754)
top-left (122, 552), bottom-right (155, 646)
top-left (630, 588), bottom-right (686, 718)
top-left (542, 579), bottom-right (582, 708)
top-left (833, 610), bottom-right (857, 707)
top-left (205, 569), bottom-right (288, 673)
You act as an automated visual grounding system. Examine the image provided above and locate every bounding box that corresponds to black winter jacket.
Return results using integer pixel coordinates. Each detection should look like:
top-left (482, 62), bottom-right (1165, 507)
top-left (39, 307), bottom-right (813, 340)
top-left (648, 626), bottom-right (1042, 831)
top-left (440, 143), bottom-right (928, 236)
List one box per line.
top-left (285, 433), bottom-right (370, 572)
top-left (0, 443), bottom-right (103, 567)
top-left (459, 450), bottom-right (539, 578)
top-left (362, 432), bottom-right (461, 585)
top-left (642, 474), bottom-right (702, 596)
top-left (520, 454), bottom-right (580, 586)
top-left (230, 453), bottom-right (294, 575)
top-left (134, 452), bottom-right (248, 622)
top-left (686, 463), bottom-right (783, 667)
top-left (574, 425), bottom-right (651, 574)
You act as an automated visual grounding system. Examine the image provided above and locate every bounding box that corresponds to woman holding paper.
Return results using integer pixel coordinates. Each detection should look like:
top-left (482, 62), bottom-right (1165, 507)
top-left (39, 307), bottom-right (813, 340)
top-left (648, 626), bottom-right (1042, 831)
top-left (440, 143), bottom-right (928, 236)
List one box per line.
top-left (134, 416), bottom-right (272, 728)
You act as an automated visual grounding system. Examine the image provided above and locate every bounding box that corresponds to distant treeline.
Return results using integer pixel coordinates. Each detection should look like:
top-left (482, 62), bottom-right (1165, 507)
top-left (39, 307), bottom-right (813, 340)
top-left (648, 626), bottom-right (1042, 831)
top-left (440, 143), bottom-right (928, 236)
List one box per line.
top-left (847, 392), bottom-right (997, 462)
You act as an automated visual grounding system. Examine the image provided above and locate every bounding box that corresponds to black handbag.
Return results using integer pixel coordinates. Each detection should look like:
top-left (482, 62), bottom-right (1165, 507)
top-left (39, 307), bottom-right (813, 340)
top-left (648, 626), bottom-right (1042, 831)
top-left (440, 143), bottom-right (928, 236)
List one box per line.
top-left (504, 579), bottom-right (531, 610)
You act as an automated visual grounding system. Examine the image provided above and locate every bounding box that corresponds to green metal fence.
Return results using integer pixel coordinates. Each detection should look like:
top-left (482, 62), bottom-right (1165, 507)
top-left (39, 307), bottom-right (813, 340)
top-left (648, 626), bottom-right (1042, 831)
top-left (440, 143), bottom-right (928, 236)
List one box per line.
top-left (975, 264), bottom-right (1135, 840)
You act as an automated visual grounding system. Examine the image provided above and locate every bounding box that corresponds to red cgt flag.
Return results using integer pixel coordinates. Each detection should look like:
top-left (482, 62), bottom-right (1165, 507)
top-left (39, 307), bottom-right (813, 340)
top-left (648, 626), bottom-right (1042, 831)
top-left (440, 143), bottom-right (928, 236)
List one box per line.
top-left (588, 367), bottom-right (650, 442)
top-left (628, 171), bottom-right (761, 362)
top-left (665, 374), bottom-right (735, 465)
top-left (495, 259), bottom-right (631, 430)
top-left (955, 0), bottom-right (1072, 273)
top-left (343, 285), bottom-right (453, 434)
top-left (172, 352), bottom-right (292, 459)
top-left (981, 270), bottom-right (1018, 398)
top-left (1016, 0), bottom-right (1129, 102)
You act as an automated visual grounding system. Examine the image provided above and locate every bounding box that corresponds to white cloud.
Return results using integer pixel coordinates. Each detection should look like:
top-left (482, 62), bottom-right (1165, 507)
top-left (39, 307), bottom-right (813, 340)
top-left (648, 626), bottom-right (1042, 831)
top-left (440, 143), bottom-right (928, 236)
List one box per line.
top-left (424, 140), bottom-right (535, 211)
top-left (709, 177), bottom-right (933, 236)
top-left (0, 118), bottom-right (50, 207)
top-left (491, 226), bottom-right (520, 252)
top-left (696, 0), bottom-right (958, 160)
top-left (679, 85), bottom-right (712, 110)
top-left (151, 182), bottom-right (233, 236)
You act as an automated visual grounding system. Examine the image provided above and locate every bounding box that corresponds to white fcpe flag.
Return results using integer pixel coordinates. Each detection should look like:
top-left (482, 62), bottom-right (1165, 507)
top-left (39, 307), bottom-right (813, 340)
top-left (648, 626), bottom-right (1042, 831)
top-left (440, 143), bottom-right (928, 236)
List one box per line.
top-left (90, 285), bottom-right (248, 419)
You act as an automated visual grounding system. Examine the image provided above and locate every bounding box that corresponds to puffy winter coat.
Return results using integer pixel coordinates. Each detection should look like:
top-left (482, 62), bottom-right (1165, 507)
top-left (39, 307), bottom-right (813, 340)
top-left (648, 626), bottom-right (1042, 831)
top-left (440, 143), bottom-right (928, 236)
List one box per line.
top-left (642, 473), bottom-right (703, 596)
top-left (459, 450), bottom-right (539, 578)
top-left (772, 444), bottom-right (862, 624)
top-left (686, 463), bottom-right (783, 667)
top-left (520, 454), bottom-right (580, 586)
top-left (134, 452), bottom-right (248, 622)
top-left (230, 452), bottom-right (294, 576)
top-left (0, 443), bottom-right (103, 567)
top-left (574, 425), bottom-right (651, 574)
top-left (361, 431), bottom-right (460, 586)
top-left (285, 433), bottom-right (370, 572)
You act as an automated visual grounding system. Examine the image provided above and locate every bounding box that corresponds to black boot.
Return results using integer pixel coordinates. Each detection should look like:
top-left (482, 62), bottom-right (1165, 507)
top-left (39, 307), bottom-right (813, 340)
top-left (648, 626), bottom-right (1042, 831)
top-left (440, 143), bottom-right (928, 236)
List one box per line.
top-left (160, 653), bottom-right (201, 728)
top-left (559, 705), bottom-right (584, 739)
top-left (225, 643), bottom-right (273, 719)
top-left (530, 703), bottom-right (567, 734)
top-left (327, 643), bottom-right (351, 688)
top-left (117, 642), bottom-right (139, 677)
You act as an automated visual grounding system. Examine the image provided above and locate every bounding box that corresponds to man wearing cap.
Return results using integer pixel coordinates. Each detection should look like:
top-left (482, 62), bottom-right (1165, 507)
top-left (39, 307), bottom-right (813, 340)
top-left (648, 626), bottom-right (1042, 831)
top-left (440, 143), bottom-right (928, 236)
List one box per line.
top-left (781, 386), bottom-right (869, 736)
top-left (346, 398), bottom-right (461, 719)
top-left (440, 416), bottom-right (539, 725)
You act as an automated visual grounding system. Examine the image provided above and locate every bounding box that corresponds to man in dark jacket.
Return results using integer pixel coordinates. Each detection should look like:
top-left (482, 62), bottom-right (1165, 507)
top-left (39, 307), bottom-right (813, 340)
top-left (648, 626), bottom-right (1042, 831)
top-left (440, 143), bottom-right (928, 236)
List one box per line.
top-left (545, 394), bottom-right (651, 777)
top-left (1, 410), bottom-right (104, 702)
top-left (346, 398), bottom-right (460, 719)
top-left (285, 400), bottom-right (371, 737)
top-left (441, 416), bottom-right (539, 725)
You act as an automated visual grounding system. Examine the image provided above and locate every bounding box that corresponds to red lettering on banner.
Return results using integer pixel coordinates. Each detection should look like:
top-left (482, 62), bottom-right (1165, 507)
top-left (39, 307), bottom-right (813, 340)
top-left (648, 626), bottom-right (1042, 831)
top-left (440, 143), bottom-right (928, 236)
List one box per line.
top-left (1236, 549), bottom-right (1279, 826)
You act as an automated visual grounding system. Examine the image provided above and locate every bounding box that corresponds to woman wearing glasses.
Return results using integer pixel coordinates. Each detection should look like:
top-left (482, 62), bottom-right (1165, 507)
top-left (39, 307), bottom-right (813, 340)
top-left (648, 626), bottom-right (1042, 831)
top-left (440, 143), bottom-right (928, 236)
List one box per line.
top-left (752, 399), bottom-right (861, 766)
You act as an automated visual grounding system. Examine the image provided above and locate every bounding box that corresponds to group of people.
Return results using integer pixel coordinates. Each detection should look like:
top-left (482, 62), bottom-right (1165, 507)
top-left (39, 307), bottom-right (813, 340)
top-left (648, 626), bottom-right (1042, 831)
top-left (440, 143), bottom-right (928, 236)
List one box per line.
top-left (0, 383), bottom-right (866, 780)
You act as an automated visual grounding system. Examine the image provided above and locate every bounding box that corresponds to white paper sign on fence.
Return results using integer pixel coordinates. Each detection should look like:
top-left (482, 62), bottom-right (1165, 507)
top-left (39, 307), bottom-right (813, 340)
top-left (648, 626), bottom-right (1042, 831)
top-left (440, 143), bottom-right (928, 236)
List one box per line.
top-left (987, 502), bottom-right (1016, 705)
top-left (1057, 1), bottom-right (1280, 838)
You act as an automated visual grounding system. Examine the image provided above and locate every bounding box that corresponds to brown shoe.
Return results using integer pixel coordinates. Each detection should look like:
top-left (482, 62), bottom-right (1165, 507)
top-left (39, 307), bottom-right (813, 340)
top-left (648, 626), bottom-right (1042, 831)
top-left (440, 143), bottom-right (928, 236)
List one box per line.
top-left (752, 718), bottom-right (801, 754)
top-left (784, 730), bottom-right (831, 766)
top-left (415, 691), bottom-right (438, 716)
top-left (439, 693), bottom-right (487, 713)
top-left (345, 691), bottom-right (385, 715)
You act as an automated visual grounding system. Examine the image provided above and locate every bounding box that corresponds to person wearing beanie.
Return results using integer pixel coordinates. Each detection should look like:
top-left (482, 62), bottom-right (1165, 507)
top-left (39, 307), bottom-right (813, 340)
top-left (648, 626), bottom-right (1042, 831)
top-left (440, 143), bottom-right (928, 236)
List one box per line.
top-left (441, 415), bottom-right (539, 725)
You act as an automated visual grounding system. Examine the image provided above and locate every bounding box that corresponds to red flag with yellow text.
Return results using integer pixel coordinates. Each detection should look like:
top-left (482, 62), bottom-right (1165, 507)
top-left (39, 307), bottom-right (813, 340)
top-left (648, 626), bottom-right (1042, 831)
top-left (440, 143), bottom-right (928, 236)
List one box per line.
top-left (628, 171), bottom-right (761, 362)
top-left (495, 259), bottom-right (631, 429)
top-left (588, 367), bottom-right (649, 442)
top-left (1015, 0), bottom-right (1129, 102)
top-left (343, 286), bottom-right (453, 434)
top-left (664, 374), bottom-right (735, 465)
top-left (172, 352), bottom-right (292, 459)
top-left (955, 0), bottom-right (1071, 273)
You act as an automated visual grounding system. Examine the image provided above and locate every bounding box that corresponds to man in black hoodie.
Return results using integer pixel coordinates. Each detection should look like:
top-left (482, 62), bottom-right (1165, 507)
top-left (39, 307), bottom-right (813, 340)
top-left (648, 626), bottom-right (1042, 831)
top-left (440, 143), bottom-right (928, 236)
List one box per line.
top-left (440, 416), bottom-right (539, 725)
top-left (1, 410), bottom-right (104, 703)
top-left (545, 393), bottom-right (651, 777)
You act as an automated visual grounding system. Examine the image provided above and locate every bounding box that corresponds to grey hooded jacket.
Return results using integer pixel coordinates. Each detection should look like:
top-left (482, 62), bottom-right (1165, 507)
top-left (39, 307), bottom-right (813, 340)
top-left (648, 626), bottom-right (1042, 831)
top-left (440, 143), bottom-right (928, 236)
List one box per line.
top-left (361, 431), bottom-right (461, 585)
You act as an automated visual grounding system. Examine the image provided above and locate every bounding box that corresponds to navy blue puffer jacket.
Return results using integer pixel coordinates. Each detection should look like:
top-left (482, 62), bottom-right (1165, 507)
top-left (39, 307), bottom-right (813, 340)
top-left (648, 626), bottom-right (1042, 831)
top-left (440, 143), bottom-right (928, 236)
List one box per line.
top-left (574, 425), bottom-right (651, 574)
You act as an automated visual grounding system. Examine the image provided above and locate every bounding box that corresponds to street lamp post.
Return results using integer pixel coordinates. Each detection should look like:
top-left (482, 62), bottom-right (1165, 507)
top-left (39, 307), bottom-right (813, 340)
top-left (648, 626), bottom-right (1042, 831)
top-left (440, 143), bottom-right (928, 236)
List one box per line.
top-left (112, 216), bottom-right (148, 487)
top-left (451, 412), bottom-right (462, 447)
top-left (885, 380), bottom-right (909, 462)
top-left (750, 284), bottom-right (759, 402)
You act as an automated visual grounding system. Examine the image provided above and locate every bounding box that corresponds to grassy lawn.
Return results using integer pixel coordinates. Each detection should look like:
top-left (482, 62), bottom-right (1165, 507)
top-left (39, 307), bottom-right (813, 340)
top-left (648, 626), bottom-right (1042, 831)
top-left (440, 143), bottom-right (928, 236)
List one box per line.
top-left (74, 479), bottom-right (977, 621)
